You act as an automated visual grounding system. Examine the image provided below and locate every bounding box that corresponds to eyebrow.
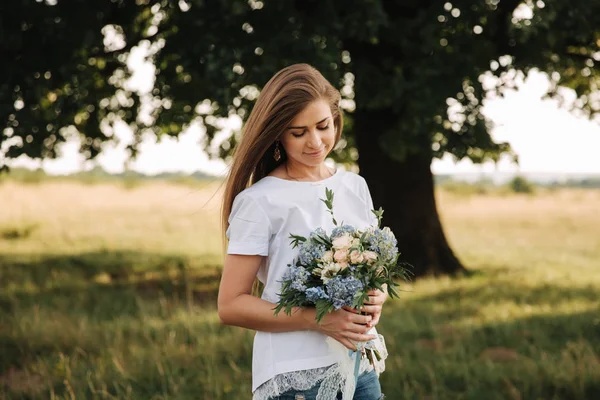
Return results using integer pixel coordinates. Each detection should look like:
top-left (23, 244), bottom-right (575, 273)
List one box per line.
top-left (286, 117), bottom-right (330, 130)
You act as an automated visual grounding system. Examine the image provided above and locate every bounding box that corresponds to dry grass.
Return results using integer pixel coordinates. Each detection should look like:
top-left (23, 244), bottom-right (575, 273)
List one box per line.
top-left (1, 180), bottom-right (225, 257)
top-left (437, 189), bottom-right (600, 272)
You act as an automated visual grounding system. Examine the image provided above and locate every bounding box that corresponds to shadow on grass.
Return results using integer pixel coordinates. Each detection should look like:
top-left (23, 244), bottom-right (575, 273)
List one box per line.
top-left (379, 275), bottom-right (600, 398)
top-left (0, 250), bottom-right (221, 287)
top-left (417, 279), bottom-right (599, 308)
top-left (379, 309), bottom-right (600, 400)
top-left (0, 251), bottom-right (226, 378)
top-left (2, 254), bottom-right (599, 399)
top-left (0, 251), bottom-right (223, 315)
top-left (386, 278), bottom-right (600, 348)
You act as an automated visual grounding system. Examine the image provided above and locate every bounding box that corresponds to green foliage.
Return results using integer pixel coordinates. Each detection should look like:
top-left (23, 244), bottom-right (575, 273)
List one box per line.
top-left (288, 234), bottom-right (307, 249)
top-left (3, 0), bottom-right (599, 276)
top-left (272, 278), bottom-right (299, 318)
top-left (509, 175), bottom-right (536, 194)
top-left (2, 1), bottom-right (599, 167)
top-left (310, 232), bottom-right (333, 248)
top-left (315, 298), bottom-right (335, 324)
top-left (320, 187), bottom-right (337, 225)
top-left (372, 207), bottom-right (384, 228)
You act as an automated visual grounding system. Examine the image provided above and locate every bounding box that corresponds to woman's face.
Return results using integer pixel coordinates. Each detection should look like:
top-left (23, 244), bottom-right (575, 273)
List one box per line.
top-left (279, 99), bottom-right (336, 167)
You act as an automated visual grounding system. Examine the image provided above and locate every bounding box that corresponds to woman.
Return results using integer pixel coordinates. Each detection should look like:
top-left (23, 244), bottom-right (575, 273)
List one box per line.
top-left (218, 64), bottom-right (388, 400)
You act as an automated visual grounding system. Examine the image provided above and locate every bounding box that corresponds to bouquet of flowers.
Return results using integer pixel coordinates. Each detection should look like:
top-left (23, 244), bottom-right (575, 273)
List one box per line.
top-left (274, 187), bottom-right (410, 380)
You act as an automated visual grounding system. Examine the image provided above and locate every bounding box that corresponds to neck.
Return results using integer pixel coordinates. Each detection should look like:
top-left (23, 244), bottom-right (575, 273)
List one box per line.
top-left (284, 161), bottom-right (333, 181)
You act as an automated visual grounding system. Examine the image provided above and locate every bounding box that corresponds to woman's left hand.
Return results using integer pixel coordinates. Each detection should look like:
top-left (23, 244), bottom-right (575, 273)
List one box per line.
top-left (343, 286), bottom-right (388, 328)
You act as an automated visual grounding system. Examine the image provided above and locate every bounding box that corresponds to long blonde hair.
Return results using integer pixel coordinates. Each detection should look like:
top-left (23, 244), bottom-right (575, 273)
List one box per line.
top-left (221, 64), bottom-right (343, 251)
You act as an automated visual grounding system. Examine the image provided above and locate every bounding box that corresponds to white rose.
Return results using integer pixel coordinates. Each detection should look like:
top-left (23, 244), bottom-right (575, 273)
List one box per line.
top-left (320, 262), bottom-right (342, 283)
top-left (337, 261), bottom-right (349, 270)
top-left (333, 249), bottom-right (349, 263)
top-left (349, 249), bottom-right (364, 264)
top-left (332, 233), bottom-right (353, 250)
top-left (321, 250), bottom-right (333, 263)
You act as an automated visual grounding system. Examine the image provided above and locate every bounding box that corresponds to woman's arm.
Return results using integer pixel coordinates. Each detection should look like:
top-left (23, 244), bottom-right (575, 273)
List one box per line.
top-left (218, 254), bottom-right (313, 331)
top-left (218, 253), bottom-right (377, 349)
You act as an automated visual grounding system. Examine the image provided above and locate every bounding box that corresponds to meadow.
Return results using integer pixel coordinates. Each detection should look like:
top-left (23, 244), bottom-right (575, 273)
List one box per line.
top-left (0, 178), bottom-right (598, 399)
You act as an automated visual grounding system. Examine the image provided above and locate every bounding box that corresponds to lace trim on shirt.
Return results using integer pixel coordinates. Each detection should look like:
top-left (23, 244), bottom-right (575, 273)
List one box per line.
top-left (252, 334), bottom-right (388, 400)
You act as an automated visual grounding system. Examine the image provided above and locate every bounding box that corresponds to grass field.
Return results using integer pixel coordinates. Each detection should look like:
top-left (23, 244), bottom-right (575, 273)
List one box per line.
top-left (1, 180), bottom-right (599, 399)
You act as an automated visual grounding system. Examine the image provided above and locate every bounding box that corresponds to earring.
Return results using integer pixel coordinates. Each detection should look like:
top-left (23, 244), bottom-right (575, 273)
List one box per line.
top-left (273, 141), bottom-right (281, 162)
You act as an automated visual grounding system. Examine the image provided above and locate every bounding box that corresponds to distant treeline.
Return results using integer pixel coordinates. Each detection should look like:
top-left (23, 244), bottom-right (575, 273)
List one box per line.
top-left (0, 166), bottom-right (220, 186)
top-left (551, 178), bottom-right (600, 189)
top-left (435, 175), bottom-right (600, 194)
top-left (2, 167), bottom-right (599, 190)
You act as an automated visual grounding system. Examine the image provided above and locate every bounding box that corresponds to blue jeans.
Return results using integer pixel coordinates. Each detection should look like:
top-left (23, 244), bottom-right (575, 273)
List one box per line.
top-left (273, 369), bottom-right (384, 400)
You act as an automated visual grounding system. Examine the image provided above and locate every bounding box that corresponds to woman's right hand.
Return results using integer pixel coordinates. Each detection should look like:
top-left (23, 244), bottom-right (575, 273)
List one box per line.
top-left (307, 308), bottom-right (377, 351)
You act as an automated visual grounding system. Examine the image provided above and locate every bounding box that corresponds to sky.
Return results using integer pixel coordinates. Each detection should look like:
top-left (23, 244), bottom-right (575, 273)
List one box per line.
top-left (9, 48), bottom-right (600, 178)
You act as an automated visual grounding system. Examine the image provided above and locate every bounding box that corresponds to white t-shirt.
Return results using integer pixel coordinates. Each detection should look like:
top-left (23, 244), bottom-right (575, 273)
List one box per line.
top-left (225, 168), bottom-right (380, 393)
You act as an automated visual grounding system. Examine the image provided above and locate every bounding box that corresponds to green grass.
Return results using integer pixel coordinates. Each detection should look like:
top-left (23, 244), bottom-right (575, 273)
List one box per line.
top-left (1, 182), bottom-right (599, 399)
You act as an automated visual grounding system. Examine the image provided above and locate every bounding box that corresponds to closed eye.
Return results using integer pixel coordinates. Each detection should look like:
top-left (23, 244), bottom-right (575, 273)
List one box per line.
top-left (289, 123), bottom-right (329, 138)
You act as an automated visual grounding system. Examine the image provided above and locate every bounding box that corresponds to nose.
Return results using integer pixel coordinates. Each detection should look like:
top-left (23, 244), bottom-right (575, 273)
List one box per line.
top-left (306, 129), bottom-right (322, 149)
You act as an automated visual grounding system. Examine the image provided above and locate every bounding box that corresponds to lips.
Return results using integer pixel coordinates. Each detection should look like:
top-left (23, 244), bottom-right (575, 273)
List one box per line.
top-left (305, 147), bottom-right (324, 156)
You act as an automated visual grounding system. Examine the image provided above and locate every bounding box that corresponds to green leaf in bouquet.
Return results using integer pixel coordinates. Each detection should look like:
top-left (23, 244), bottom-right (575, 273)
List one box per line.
top-left (289, 234), bottom-right (307, 248)
top-left (325, 187), bottom-right (334, 203)
top-left (311, 233), bottom-right (332, 247)
top-left (386, 281), bottom-right (401, 299)
top-left (315, 298), bottom-right (333, 324)
top-left (320, 187), bottom-right (338, 226)
top-left (366, 348), bottom-right (374, 365)
top-left (273, 287), bottom-right (293, 316)
top-left (320, 188), bottom-right (334, 210)
top-left (274, 301), bottom-right (296, 316)
top-left (273, 301), bottom-right (286, 317)
top-left (370, 279), bottom-right (386, 293)
top-left (371, 208), bottom-right (384, 227)
top-left (352, 290), bottom-right (369, 311)
top-left (373, 349), bottom-right (382, 361)
top-left (390, 261), bottom-right (413, 283)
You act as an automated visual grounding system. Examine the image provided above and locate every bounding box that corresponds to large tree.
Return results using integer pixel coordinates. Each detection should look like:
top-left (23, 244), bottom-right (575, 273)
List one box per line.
top-left (2, 0), bottom-right (599, 276)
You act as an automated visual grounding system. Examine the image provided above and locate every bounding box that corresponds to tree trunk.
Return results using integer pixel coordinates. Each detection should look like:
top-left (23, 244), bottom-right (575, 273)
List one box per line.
top-left (354, 109), bottom-right (466, 278)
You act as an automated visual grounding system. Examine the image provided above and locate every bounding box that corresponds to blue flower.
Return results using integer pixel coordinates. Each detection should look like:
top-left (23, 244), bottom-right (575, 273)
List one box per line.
top-left (297, 241), bottom-right (327, 265)
top-left (331, 225), bottom-right (356, 239)
top-left (305, 287), bottom-right (330, 303)
top-left (283, 265), bottom-right (310, 292)
top-left (309, 227), bottom-right (327, 241)
top-left (364, 227), bottom-right (398, 263)
top-left (325, 275), bottom-right (364, 310)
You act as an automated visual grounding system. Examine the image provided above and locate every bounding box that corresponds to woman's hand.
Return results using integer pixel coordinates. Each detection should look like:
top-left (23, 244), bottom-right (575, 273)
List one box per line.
top-left (343, 286), bottom-right (388, 328)
top-left (310, 308), bottom-right (377, 351)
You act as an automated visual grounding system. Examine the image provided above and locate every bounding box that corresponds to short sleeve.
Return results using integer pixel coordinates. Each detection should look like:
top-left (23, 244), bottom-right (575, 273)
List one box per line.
top-left (360, 176), bottom-right (378, 226)
top-left (226, 193), bottom-right (271, 256)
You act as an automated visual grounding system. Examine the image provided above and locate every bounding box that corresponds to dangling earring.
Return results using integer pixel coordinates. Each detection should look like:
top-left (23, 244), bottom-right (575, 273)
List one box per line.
top-left (273, 141), bottom-right (281, 162)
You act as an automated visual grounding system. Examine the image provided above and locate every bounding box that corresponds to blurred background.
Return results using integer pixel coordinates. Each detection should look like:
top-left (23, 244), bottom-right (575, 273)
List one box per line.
top-left (1, 1), bottom-right (599, 399)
